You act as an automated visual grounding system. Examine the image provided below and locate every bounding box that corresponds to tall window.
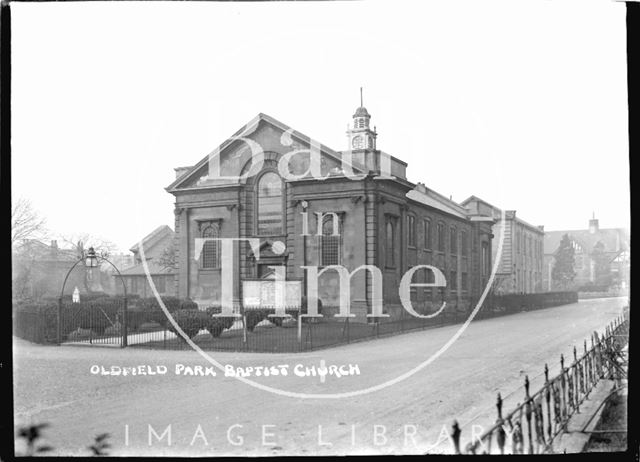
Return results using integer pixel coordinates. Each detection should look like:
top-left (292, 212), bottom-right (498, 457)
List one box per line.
top-left (437, 222), bottom-right (445, 252)
top-left (385, 217), bottom-right (396, 268)
top-left (450, 226), bottom-right (458, 255)
top-left (407, 215), bottom-right (416, 247)
top-left (461, 230), bottom-right (468, 256)
top-left (257, 172), bottom-right (283, 235)
top-left (450, 271), bottom-right (457, 290)
top-left (482, 242), bottom-right (489, 276)
top-left (423, 219), bottom-right (432, 249)
top-left (202, 224), bottom-right (220, 269)
top-left (320, 214), bottom-right (342, 266)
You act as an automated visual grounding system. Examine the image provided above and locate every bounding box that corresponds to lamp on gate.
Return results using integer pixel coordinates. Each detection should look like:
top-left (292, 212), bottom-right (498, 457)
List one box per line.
top-left (84, 247), bottom-right (99, 268)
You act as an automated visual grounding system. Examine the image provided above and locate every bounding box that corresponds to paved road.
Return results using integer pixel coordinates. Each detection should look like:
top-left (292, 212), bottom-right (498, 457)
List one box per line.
top-left (13, 297), bottom-right (627, 456)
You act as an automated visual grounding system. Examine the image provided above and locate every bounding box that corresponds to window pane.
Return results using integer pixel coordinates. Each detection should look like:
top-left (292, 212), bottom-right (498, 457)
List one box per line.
top-left (408, 216), bottom-right (416, 247)
top-left (386, 220), bottom-right (395, 267)
top-left (424, 220), bottom-right (431, 249)
top-left (321, 215), bottom-right (341, 266)
top-left (450, 227), bottom-right (457, 254)
top-left (461, 230), bottom-right (468, 256)
top-left (202, 225), bottom-right (219, 269)
top-left (258, 172), bottom-right (283, 235)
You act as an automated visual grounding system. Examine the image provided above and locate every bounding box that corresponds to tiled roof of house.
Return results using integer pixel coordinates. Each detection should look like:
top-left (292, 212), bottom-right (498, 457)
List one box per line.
top-left (544, 228), bottom-right (629, 256)
top-left (129, 225), bottom-right (174, 254)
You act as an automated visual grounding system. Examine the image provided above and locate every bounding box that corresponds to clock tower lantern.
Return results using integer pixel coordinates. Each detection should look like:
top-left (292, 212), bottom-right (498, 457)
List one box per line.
top-left (347, 87), bottom-right (377, 151)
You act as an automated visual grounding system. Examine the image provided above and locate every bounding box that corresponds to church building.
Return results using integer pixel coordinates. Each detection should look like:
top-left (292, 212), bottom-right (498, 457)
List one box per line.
top-left (165, 99), bottom-right (495, 319)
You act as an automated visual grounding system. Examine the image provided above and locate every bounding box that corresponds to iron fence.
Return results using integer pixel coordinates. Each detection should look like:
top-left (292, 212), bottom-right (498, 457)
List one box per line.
top-left (14, 291), bottom-right (580, 352)
top-left (450, 307), bottom-right (629, 455)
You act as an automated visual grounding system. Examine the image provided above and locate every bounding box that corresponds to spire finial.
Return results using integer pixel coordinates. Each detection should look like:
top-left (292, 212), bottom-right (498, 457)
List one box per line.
top-left (592, 211), bottom-right (595, 219)
top-left (360, 87), bottom-right (363, 107)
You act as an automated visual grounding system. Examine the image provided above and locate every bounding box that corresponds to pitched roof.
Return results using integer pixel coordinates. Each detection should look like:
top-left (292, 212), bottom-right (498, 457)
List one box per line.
top-left (461, 195), bottom-right (543, 233)
top-left (129, 225), bottom-right (174, 254)
top-left (407, 184), bottom-right (469, 219)
top-left (165, 113), bottom-right (364, 192)
top-left (544, 228), bottom-right (629, 256)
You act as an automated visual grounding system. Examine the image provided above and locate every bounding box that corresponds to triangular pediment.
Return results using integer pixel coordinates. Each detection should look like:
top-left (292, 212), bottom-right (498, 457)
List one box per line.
top-left (166, 113), bottom-right (363, 192)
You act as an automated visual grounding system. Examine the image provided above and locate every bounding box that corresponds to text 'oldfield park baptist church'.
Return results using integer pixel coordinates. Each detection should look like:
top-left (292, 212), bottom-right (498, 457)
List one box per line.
top-left (163, 94), bottom-right (542, 320)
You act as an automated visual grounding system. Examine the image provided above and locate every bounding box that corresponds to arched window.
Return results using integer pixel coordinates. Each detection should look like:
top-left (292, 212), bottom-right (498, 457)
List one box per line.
top-left (450, 226), bottom-right (458, 254)
top-left (257, 172), bottom-right (284, 235)
top-left (407, 215), bottom-right (416, 247)
top-left (385, 217), bottom-right (396, 268)
top-left (202, 224), bottom-right (220, 269)
top-left (320, 213), bottom-right (342, 266)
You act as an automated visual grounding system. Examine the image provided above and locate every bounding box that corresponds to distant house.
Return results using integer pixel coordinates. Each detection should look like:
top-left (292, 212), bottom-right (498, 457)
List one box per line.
top-left (12, 239), bottom-right (99, 301)
top-left (116, 225), bottom-right (176, 298)
top-left (543, 216), bottom-right (630, 291)
top-left (461, 196), bottom-right (545, 294)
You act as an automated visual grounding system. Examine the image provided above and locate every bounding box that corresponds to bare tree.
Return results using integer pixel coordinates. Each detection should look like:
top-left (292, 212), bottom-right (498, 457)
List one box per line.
top-left (59, 233), bottom-right (117, 259)
top-left (58, 233), bottom-right (118, 294)
top-left (159, 245), bottom-right (177, 270)
top-left (11, 198), bottom-right (47, 246)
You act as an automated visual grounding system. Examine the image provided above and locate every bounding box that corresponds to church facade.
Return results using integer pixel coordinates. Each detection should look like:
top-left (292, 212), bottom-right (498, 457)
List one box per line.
top-left (166, 105), bottom-right (495, 320)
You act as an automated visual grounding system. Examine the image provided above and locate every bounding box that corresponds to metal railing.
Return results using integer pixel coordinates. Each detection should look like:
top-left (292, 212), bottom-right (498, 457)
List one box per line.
top-left (450, 308), bottom-right (629, 454)
top-left (14, 291), bottom-right (581, 352)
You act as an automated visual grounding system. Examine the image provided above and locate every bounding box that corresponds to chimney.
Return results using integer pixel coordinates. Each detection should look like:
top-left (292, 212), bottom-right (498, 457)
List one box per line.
top-left (589, 214), bottom-right (599, 234)
top-left (174, 166), bottom-right (192, 180)
top-left (51, 240), bottom-right (58, 250)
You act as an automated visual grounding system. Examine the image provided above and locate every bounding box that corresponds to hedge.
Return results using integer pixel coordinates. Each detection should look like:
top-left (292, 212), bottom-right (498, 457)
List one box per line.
top-left (13, 295), bottom-right (199, 342)
top-left (205, 305), bottom-right (236, 337)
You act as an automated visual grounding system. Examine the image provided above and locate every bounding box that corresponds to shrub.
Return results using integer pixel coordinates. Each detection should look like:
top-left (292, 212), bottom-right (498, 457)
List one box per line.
top-left (135, 297), bottom-right (198, 327)
top-left (267, 309), bottom-right (300, 327)
top-left (139, 296), bottom-right (197, 313)
top-left (104, 322), bottom-right (122, 336)
top-left (166, 309), bottom-right (209, 340)
top-left (204, 305), bottom-right (235, 337)
top-left (68, 328), bottom-right (93, 340)
top-left (244, 309), bottom-right (269, 332)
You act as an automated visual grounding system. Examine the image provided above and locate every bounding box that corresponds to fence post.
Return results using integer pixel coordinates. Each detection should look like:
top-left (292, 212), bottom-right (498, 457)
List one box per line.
top-left (544, 364), bottom-right (552, 441)
top-left (57, 297), bottom-right (62, 345)
top-left (451, 421), bottom-right (461, 454)
top-left (496, 393), bottom-right (506, 454)
top-left (574, 346), bottom-right (581, 413)
top-left (122, 296), bottom-right (128, 348)
top-left (243, 313), bottom-right (248, 349)
top-left (559, 354), bottom-right (567, 427)
top-left (524, 376), bottom-right (533, 454)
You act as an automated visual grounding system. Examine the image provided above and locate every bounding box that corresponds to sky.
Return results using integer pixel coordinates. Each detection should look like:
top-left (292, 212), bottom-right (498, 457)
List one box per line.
top-left (11, 0), bottom-right (629, 252)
